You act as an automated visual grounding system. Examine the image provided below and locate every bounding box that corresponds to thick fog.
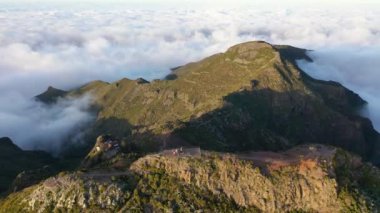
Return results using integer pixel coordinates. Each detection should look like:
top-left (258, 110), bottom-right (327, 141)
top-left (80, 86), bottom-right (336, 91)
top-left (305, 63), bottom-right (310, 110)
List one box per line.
top-left (298, 48), bottom-right (380, 130)
top-left (0, 6), bottom-right (379, 152)
top-left (0, 94), bottom-right (94, 154)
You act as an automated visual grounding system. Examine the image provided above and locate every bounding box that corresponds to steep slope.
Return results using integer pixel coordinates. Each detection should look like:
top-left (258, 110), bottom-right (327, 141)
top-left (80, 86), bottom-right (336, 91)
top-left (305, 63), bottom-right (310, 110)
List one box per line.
top-left (0, 162), bottom-right (256, 212)
top-left (0, 137), bottom-right (56, 193)
top-left (1, 144), bottom-right (379, 212)
top-left (67, 41), bottom-right (379, 164)
top-left (131, 145), bottom-right (379, 212)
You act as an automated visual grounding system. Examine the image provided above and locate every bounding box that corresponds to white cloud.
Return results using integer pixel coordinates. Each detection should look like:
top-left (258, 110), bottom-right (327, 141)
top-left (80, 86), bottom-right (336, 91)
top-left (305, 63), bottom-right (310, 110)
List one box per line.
top-left (0, 7), bottom-right (379, 151)
top-left (1, 0), bottom-right (379, 10)
top-left (298, 47), bottom-right (380, 130)
top-left (0, 94), bottom-right (95, 154)
top-left (1, 8), bottom-right (379, 95)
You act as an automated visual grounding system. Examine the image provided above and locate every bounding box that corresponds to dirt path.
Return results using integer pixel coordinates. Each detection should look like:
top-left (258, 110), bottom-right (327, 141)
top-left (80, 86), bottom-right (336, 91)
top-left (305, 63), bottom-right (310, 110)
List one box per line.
top-left (237, 144), bottom-right (336, 171)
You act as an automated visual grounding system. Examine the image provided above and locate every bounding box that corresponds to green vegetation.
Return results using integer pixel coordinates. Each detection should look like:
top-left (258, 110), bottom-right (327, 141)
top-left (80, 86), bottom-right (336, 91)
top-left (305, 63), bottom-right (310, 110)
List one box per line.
top-left (61, 41), bottom-right (378, 166)
top-left (334, 149), bottom-right (380, 211)
top-left (1, 41), bottom-right (380, 212)
top-left (130, 148), bottom-right (365, 212)
top-left (2, 145), bottom-right (380, 212)
top-left (122, 171), bottom-right (258, 212)
top-left (0, 163), bottom-right (258, 212)
top-left (0, 187), bottom-right (34, 212)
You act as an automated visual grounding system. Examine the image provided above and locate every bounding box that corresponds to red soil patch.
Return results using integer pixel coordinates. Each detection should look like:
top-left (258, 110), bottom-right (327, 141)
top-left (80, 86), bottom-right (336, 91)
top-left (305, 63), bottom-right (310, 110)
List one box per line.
top-left (238, 144), bottom-right (335, 173)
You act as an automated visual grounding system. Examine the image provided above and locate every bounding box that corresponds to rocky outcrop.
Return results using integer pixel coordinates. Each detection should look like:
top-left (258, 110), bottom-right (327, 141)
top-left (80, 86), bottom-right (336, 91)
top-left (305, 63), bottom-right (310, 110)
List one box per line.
top-left (2, 144), bottom-right (378, 212)
top-left (130, 144), bottom-right (375, 212)
top-left (2, 173), bottom-right (128, 213)
top-left (0, 155), bottom-right (254, 212)
top-left (80, 135), bottom-right (121, 169)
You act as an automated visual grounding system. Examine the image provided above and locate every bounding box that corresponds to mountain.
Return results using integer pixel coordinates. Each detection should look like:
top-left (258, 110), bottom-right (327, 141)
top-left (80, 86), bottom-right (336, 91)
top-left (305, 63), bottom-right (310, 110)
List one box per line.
top-left (1, 41), bottom-right (380, 212)
top-left (0, 137), bottom-right (56, 193)
top-left (67, 41), bottom-right (379, 165)
top-left (1, 144), bottom-right (379, 212)
top-left (35, 86), bottom-right (67, 104)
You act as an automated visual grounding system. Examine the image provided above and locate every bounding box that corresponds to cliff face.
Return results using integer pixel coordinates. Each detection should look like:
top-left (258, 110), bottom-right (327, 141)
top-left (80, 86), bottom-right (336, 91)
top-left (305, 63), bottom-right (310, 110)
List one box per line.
top-left (0, 162), bottom-right (256, 212)
top-left (1, 144), bottom-right (378, 212)
top-left (67, 41), bottom-right (379, 164)
top-left (130, 145), bottom-right (375, 212)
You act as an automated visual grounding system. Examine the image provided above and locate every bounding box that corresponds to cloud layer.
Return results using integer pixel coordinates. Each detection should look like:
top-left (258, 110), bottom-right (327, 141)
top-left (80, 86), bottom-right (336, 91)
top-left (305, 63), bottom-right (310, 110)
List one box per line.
top-left (1, 8), bottom-right (379, 96)
top-left (0, 7), bottom-right (379, 151)
top-left (0, 94), bottom-right (94, 153)
top-left (298, 47), bottom-right (380, 130)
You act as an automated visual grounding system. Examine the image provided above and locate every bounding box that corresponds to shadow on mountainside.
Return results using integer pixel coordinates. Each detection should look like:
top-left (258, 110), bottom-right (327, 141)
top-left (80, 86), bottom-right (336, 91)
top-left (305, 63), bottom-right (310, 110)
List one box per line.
top-left (60, 44), bottom-right (380, 167)
top-left (59, 117), bottom-right (134, 160)
top-left (61, 117), bottom-right (164, 159)
top-left (0, 137), bottom-right (57, 194)
top-left (173, 87), bottom-right (380, 164)
top-left (81, 85), bottom-right (380, 167)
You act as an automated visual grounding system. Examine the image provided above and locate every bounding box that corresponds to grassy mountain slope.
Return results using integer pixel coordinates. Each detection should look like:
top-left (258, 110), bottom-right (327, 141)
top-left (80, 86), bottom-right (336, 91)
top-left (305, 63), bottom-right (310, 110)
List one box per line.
top-left (67, 41), bottom-right (379, 164)
top-left (2, 41), bottom-right (380, 212)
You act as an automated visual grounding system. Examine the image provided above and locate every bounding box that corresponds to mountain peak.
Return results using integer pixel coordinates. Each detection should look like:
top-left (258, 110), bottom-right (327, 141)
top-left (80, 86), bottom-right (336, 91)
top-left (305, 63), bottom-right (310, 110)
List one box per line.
top-left (0, 137), bottom-right (21, 152)
top-left (135, 78), bottom-right (149, 84)
top-left (47, 85), bottom-right (55, 90)
top-left (227, 41), bottom-right (272, 51)
top-left (35, 86), bottom-right (67, 104)
top-left (226, 41), bottom-right (274, 55)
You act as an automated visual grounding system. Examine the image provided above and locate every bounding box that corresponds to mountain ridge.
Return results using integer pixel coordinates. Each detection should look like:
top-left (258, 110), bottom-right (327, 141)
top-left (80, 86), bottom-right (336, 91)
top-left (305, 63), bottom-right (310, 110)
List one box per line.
top-left (1, 143), bottom-right (379, 212)
top-left (57, 41), bottom-right (379, 165)
top-left (2, 41), bottom-right (380, 212)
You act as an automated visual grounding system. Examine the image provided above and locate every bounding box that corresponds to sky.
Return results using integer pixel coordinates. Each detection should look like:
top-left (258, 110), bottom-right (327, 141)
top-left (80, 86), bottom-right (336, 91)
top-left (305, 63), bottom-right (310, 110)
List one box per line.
top-left (0, 0), bottom-right (379, 153)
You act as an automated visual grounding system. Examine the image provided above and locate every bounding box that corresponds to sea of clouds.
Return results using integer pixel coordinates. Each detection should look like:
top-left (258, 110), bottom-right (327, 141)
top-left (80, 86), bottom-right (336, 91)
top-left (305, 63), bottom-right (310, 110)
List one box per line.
top-left (0, 94), bottom-right (94, 154)
top-left (0, 5), bottom-right (379, 152)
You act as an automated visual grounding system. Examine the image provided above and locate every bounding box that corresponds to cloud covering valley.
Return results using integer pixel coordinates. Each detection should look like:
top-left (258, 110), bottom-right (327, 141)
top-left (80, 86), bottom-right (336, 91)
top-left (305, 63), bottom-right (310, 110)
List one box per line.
top-left (0, 6), bottom-right (379, 152)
